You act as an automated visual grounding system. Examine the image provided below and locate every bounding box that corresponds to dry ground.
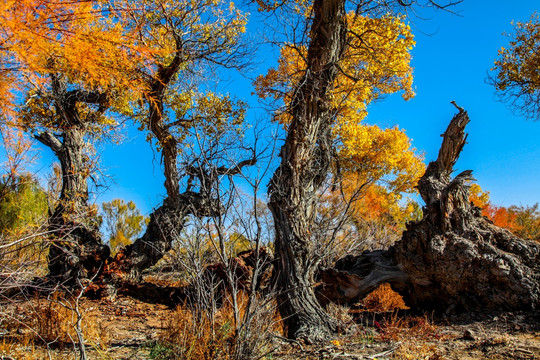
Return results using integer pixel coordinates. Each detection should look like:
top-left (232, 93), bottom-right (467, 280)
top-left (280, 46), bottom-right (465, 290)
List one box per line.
top-left (1, 293), bottom-right (539, 360)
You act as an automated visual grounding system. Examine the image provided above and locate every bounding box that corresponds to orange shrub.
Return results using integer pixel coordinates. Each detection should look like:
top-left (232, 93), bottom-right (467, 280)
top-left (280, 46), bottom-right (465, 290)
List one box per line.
top-left (361, 283), bottom-right (409, 313)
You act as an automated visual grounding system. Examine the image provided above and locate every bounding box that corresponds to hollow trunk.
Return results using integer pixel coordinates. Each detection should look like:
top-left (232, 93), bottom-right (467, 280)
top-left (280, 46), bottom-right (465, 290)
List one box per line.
top-left (268, 0), bottom-right (347, 341)
top-left (318, 105), bottom-right (540, 312)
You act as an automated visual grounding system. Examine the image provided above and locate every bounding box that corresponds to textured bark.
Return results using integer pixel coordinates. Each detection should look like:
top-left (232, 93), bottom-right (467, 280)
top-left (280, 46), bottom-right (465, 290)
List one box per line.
top-left (111, 42), bottom-right (255, 277)
top-left (317, 250), bottom-right (408, 307)
top-left (394, 106), bottom-right (540, 311)
top-left (111, 192), bottom-right (219, 277)
top-left (36, 77), bottom-right (110, 284)
top-left (318, 105), bottom-right (540, 312)
top-left (268, 0), bottom-right (347, 341)
top-left (88, 248), bottom-right (272, 308)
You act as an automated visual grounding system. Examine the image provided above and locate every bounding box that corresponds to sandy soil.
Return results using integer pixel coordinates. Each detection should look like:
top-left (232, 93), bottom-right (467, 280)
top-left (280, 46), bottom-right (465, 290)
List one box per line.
top-left (1, 294), bottom-right (539, 359)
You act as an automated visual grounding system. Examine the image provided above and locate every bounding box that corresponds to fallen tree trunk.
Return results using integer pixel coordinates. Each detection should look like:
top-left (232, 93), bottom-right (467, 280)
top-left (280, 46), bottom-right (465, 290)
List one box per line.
top-left (86, 248), bottom-right (272, 308)
top-left (319, 104), bottom-right (540, 312)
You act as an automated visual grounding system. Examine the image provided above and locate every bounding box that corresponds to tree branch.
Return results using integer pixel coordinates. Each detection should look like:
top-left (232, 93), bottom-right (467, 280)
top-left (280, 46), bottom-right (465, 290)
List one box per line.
top-left (34, 131), bottom-right (62, 154)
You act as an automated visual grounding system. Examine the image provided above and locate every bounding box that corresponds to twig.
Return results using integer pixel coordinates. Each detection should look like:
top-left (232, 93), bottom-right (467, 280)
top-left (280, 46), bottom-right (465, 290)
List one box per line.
top-left (314, 343), bottom-right (400, 359)
top-left (272, 334), bottom-right (304, 351)
top-left (364, 343), bottom-right (400, 359)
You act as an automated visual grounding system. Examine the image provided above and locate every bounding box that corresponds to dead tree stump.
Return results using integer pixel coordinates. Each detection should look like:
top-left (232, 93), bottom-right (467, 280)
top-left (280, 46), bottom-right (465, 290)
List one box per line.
top-left (319, 104), bottom-right (540, 312)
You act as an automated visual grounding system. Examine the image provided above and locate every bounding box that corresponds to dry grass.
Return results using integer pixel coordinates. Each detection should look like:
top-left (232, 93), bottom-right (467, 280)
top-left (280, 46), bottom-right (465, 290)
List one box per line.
top-left (378, 314), bottom-right (440, 341)
top-left (156, 304), bottom-right (236, 359)
top-left (2, 294), bottom-right (538, 360)
top-left (152, 292), bottom-right (278, 360)
top-left (0, 293), bottom-right (110, 357)
top-left (392, 342), bottom-right (443, 360)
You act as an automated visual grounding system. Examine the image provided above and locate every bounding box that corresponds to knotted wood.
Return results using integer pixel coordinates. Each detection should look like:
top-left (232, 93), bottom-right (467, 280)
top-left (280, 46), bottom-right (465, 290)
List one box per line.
top-left (319, 105), bottom-right (540, 313)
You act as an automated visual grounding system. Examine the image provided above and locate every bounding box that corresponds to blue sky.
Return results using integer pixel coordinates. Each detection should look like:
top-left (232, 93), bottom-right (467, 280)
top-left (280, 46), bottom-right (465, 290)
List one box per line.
top-left (366, 1), bottom-right (540, 208)
top-left (28, 1), bottom-right (540, 215)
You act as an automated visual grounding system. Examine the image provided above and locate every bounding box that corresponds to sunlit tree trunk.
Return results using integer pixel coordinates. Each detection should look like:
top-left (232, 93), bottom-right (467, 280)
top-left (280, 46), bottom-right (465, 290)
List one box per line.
top-left (35, 77), bottom-right (110, 283)
top-left (267, 0), bottom-right (347, 341)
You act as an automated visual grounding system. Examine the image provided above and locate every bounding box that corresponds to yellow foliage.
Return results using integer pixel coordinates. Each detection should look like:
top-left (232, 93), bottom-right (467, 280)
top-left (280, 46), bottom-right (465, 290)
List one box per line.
top-left (168, 91), bottom-right (246, 143)
top-left (255, 13), bottom-right (414, 124)
top-left (339, 125), bottom-right (424, 194)
top-left (101, 199), bottom-right (148, 255)
top-left (256, 12), bottom-right (422, 188)
top-left (469, 183), bottom-right (490, 209)
top-left (114, 0), bottom-right (249, 146)
top-left (492, 12), bottom-right (540, 119)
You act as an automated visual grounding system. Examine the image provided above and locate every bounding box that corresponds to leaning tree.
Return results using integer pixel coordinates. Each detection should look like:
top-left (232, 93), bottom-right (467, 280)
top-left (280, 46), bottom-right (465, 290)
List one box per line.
top-left (106, 0), bottom-right (256, 278)
top-left (262, 0), bottom-right (458, 340)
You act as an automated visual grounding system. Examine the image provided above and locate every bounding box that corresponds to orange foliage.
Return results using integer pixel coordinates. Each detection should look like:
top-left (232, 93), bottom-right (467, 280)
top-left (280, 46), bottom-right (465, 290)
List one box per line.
top-left (0, 1), bottom-right (151, 110)
top-left (469, 183), bottom-right (540, 240)
top-left (361, 283), bottom-right (409, 313)
top-left (483, 204), bottom-right (519, 231)
top-left (317, 178), bottom-right (423, 257)
top-left (341, 179), bottom-right (421, 226)
top-left (469, 184), bottom-right (520, 231)
top-left (470, 184), bottom-right (517, 229)
top-left (0, 0), bottom-right (157, 166)
top-left (356, 186), bottom-right (390, 222)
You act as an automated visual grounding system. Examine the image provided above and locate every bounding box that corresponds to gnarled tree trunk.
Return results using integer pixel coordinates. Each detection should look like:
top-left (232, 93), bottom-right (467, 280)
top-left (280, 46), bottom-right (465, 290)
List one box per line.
top-left (111, 191), bottom-right (220, 277)
top-left (108, 42), bottom-right (221, 278)
top-left (319, 105), bottom-right (540, 312)
top-left (108, 40), bottom-right (256, 278)
top-left (37, 128), bottom-right (109, 283)
top-left (268, 0), bottom-right (347, 341)
top-left (36, 77), bottom-right (110, 284)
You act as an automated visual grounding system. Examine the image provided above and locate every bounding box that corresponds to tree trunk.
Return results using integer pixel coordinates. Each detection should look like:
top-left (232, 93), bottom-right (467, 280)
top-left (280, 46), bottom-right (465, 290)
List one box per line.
top-left (268, 0), bottom-right (347, 341)
top-left (318, 105), bottom-right (540, 312)
top-left (110, 190), bottom-right (220, 277)
top-left (35, 81), bottom-right (110, 284)
top-left (108, 46), bottom-right (200, 278)
top-left (37, 128), bottom-right (109, 283)
top-left (108, 35), bottom-right (257, 278)
top-left (394, 105), bottom-right (540, 311)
